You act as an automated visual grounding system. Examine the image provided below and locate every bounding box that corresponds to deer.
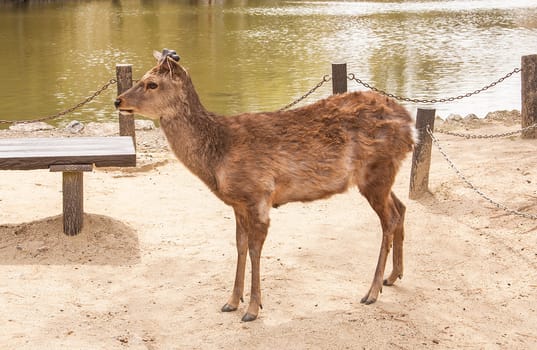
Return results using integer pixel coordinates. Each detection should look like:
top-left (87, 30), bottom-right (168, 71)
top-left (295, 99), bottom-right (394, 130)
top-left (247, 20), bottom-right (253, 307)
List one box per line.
top-left (115, 49), bottom-right (416, 322)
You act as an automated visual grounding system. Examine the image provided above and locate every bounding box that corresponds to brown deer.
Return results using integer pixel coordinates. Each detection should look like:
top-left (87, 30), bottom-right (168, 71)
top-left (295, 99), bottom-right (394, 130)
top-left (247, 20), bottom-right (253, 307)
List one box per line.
top-left (115, 49), bottom-right (415, 322)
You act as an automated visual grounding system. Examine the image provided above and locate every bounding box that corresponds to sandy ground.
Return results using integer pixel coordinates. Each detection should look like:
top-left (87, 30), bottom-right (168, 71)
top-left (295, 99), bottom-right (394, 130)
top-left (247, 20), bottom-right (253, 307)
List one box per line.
top-left (1, 113), bottom-right (536, 349)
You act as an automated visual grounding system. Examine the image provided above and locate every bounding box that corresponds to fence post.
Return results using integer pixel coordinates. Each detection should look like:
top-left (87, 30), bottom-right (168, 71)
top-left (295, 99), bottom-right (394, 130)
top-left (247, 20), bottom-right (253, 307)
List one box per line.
top-left (116, 64), bottom-right (136, 145)
top-left (332, 63), bottom-right (347, 94)
top-left (409, 108), bottom-right (436, 200)
top-left (521, 54), bottom-right (537, 139)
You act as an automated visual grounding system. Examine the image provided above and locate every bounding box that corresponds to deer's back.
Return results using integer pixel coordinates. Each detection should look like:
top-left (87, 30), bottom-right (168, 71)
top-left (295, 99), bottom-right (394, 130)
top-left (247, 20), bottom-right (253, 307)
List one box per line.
top-left (214, 91), bottom-right (414, 207)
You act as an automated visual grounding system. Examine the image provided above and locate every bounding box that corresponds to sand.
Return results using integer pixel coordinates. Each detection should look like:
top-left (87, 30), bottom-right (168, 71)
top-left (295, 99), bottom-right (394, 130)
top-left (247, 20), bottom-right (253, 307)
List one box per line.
top-left (1, 113), bottom-right (536, 349)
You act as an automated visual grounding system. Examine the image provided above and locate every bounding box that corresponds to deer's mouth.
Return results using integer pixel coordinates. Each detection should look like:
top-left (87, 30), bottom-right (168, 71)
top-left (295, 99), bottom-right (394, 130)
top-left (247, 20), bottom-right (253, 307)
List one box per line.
top-left (118, 109), bottom-right (134, 115)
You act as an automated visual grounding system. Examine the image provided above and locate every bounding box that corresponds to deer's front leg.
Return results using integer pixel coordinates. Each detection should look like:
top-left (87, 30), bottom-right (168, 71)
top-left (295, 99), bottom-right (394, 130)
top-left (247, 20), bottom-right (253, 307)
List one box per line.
top-left (361, 231), bottom-right (393, 304)
top-left (221, 210), bottom-right (248, 312)
top-left (360, 193), bottom-right (399, 304)
top-left (242, 221), bottom-right (268, 322)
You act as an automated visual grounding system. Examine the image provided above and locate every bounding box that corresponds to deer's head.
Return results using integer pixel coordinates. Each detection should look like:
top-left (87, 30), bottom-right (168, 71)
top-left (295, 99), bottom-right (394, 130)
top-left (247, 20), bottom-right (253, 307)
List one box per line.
top-left (115, 49), bottom-right (195, 120)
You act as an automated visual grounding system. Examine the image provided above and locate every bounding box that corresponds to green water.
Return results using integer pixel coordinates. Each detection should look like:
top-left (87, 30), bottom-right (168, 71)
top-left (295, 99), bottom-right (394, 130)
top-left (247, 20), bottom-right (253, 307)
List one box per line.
top-left (1, 0), bottom-right (536, 126)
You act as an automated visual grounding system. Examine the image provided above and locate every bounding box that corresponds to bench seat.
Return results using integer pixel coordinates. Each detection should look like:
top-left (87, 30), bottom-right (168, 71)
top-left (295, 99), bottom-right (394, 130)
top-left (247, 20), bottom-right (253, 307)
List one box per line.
top-left (0, 136), bottom-right (136, 170)
top-left (0, 136), bottom-right (136, 235)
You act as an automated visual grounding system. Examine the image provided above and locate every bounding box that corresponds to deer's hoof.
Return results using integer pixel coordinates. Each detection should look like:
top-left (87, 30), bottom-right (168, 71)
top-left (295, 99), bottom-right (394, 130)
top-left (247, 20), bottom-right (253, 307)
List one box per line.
top-left (241, 313), bottom-right (258, 322)
top-left (383, 279), bottom-right (393, 286)
top-left (383, 273), bottom-right (403, 286)
top-left (360, 295), bottom-right (377, 305)
top-left (221, 303), bottom-right (238, 312)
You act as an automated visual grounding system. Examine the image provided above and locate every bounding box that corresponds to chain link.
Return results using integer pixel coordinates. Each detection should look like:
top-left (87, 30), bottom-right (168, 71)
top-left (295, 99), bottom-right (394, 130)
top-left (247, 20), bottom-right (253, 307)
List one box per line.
top-left (437, 122), bottom-right (537, 139)
top-left (0, 79), bottom-right (117, 125)
top-left (427, 126), bottom-right (537, 220)
top-left (279, 75), bottom-right (331, 111)
top-left (348, 68), bottom-right (521, 104)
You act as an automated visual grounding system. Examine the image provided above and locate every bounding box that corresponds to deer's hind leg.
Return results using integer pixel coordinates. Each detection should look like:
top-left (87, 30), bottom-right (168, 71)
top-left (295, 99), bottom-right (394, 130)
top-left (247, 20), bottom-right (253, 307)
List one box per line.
top-left (383, 192), bottom-right (405, 286)
top-left (357, 161), bottom-right (402, 304)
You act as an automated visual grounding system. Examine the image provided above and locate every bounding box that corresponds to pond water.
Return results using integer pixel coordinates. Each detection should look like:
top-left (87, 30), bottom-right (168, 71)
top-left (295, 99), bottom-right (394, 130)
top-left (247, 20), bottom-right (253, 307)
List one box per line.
top-left (1, 0), bottom-right (536, 126)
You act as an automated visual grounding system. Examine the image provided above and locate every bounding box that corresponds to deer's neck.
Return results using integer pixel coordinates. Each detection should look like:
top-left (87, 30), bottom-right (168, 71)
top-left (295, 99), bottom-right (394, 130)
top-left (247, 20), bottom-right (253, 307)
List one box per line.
top-left (159, 85), bottom-right (228, 192)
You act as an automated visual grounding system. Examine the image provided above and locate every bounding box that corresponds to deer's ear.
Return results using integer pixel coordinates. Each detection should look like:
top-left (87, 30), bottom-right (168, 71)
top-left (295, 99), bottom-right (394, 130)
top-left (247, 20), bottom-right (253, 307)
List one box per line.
top-left (153, 50), bottom-right (163, 62)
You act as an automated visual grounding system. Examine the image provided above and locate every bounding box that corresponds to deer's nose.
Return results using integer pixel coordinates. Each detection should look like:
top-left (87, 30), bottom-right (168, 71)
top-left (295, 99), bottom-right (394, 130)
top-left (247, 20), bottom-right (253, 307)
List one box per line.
top-left (114, 98), bottom-right (122, 108)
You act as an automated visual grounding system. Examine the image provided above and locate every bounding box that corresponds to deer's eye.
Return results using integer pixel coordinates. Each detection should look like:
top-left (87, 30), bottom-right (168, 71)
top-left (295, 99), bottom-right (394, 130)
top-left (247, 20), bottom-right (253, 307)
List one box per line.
top-left (147, 82), bottom-right (158, 90)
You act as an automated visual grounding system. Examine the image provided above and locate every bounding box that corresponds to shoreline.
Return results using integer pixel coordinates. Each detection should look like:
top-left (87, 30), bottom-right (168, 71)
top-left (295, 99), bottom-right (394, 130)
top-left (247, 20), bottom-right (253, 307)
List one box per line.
top-left (0, 108), bottom-right (524, 136)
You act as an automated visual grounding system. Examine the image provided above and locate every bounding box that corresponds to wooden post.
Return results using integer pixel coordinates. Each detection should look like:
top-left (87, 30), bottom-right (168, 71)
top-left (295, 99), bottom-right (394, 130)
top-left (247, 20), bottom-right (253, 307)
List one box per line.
top-left (50, 164), bottom-right (93, 235)
top-left (332, 63), bottom-right (347, 94)
top-left (409, 108), bottom-right (436, 200)
top-left (63, 171), bottom-right (84, 235)
top-left (116, 64), bottom-right (136, 145)
top-left (521, 55), bottom-right (537, 139)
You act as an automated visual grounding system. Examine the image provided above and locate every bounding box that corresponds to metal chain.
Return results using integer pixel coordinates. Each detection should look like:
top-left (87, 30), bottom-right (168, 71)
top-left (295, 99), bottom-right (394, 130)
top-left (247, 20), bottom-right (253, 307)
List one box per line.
top-left (427, 126), bottom-right (537, 220)
top-left (0, 79), bottom-right (117, 125)
top-left (437, 122), bottom-right (537, 139)
top-left (348, 68), bottom-right (521, 104)
top-left (279, 75), bottom-right (331, 111)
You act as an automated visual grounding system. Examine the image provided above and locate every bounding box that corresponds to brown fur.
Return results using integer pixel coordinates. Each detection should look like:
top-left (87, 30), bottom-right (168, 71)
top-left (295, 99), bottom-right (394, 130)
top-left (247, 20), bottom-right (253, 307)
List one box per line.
top-left (115, 53), bottom-right (415, 322)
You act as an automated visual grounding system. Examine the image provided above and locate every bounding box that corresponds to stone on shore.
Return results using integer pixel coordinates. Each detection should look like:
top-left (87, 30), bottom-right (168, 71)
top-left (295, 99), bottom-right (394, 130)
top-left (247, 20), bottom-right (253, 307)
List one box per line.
top-left (9, 122), bottom-right (54, 132)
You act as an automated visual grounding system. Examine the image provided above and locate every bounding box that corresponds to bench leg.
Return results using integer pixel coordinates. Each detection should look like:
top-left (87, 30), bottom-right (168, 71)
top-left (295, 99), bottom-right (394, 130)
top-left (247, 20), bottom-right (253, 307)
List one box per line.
top-left (62, 171), bottom-right (84, 235)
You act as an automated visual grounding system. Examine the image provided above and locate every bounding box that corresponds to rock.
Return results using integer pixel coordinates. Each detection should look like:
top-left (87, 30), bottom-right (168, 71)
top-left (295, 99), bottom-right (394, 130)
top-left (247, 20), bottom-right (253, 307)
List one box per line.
top-left (8, 122), bottom-right (54, 132)
top-left (135, 119), bottom-right (155, 131)
top-left (464, 113), bottom-right (479, 121)
top-left (65, 120), bottom-right (84, 133)
top-left (37, 246), bottom-right (49, 253)
top-left (446, 114), bottom-right (463, 122)
top-left (484, 110), bottom-right (521, 122)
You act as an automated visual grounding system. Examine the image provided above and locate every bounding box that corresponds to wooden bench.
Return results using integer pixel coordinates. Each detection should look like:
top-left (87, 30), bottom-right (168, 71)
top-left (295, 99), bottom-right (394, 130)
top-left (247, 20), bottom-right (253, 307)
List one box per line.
top-left (0, 136), bottom-right (136, 235)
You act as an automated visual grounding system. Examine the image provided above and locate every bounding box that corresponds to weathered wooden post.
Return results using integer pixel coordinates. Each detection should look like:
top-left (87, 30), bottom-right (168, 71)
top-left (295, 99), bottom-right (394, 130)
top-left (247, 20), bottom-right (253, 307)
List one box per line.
top-left (332, 63), bottom-right (347, 94)
top-left (409, 108), bottom-right (436, 200)
top-left (521, 55), bottom-right (537, 139)
top-left (50, 164), bottom-right (93, 235)
top-left (116, 64), bottom-right (136, 145)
